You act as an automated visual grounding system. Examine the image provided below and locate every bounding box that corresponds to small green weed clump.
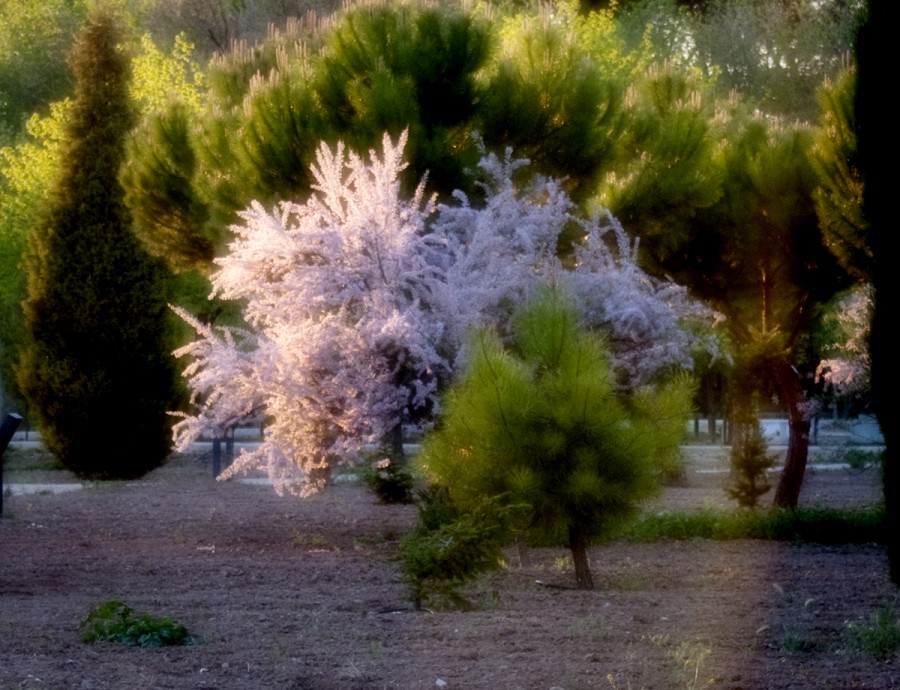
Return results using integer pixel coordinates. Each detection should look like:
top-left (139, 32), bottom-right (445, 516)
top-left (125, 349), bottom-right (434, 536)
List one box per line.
top-left (80, 600), bottom-right (193, 648)
top-left (845, 605), bottom-right (900, 660)
top-left (361, 457), bottom-right (414, 504)
top-left (2, 447), bottom-right (65, 472)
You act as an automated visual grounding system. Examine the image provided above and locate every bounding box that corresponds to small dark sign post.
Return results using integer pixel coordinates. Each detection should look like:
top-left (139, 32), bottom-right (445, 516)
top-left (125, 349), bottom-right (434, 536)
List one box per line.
top-left (0, 413), bottom-right (23, 517)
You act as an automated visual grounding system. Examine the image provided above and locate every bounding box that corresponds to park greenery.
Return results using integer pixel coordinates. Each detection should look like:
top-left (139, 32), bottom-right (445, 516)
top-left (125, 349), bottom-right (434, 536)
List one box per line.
top-left (0, 0), bottom-right (887, 579)
top-left (416, 287), bottom-right (693, 589)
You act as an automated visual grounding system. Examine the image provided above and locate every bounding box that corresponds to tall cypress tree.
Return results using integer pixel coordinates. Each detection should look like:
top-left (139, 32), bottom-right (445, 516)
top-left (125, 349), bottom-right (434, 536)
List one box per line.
top-left (17, 8), bottom-right (179, 479)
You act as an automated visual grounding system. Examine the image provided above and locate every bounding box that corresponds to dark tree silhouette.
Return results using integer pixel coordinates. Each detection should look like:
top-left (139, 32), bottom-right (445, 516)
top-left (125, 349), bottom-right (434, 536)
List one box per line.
top-left (17, 8), bottom-right (179, 479)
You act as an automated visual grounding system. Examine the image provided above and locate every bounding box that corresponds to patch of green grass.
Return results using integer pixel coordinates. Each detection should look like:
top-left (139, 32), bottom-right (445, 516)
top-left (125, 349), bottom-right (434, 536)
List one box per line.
top-left (366, 640), bottom-right (384, 660)
top-left (80, 600), bottom-right (193, 648)
top-left (2, 447), bottom-right (64, 471)
top-left (618, 505), bottom-right (885, 544)
top-left (606, 572), bottom-right (652, 591)
top-left (292, 529), bottom-right (327, 549)
top-left (844, 605), bottom-right (900, 660)
top-left (780, 631), bottom-right (820, 653)
top-left (764, 583), bottom-right (823, 654)
top-left (568, 613), bottom-right (611, 639)
top-left (842, 449), bottom-right (884, 471)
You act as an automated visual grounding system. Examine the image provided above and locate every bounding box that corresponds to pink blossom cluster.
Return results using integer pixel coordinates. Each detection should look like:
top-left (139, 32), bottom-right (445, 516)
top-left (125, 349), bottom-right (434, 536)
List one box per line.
top-left (816, 286), bottom-right (872, 396)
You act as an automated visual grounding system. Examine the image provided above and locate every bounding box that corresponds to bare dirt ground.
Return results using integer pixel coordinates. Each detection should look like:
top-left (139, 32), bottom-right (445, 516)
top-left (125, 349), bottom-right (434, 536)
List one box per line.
top-left (0, 447), bottom-right (895, 690)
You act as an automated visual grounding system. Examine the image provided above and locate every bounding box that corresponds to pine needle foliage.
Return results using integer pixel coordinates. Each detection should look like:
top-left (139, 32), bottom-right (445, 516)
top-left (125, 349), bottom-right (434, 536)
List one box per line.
top-left (121, 103), bottom-right (214, 272)
top-left (479, 8), bottom-right (623, 201)
top-left (16, 8), bottom-right (179, 479)
top-left (810, 66), bottom-right (869, 281)
top-left (726, 396), bottom-right (776, 508)
top-left (397, 488), bottom-right (523, 610)
top-left (315, 3), bottom-right (491, 196)
top-left (418, 287), bottom-right (693, 589)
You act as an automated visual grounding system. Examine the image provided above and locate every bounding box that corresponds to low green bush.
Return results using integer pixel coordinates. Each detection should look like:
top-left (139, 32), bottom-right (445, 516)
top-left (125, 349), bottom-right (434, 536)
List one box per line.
top-left (397, 488), bottom-right (524, 610)
top-left (361, 457), bottom-right (415, 504)
top-left (841, 448), bottom-right (884, 471)
top-left (619, 505), bottom-right (885, 544)
top-left (1, 447), bottom-right (65, 471)
top-left (80, 600), bottom-right (193, 648)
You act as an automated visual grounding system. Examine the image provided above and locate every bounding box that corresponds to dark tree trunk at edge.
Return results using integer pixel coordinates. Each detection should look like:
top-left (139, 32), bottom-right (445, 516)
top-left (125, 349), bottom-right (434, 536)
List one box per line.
top-left (568, 526), bottom-right (594, 590)
top-left (856, 0), bottom-right (896, 583)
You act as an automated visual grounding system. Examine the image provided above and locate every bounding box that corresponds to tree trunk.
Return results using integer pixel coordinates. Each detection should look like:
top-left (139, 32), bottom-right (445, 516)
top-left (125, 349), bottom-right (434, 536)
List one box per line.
top-left (856, 0), bottom-right (897, 585)
top-left (568, 526), bottom-right (594, 590)
top-left (868, 108), bottom-right (897, 584)
top-left (772, 360), bottom-right (809, 509)
top-left (390, 421), bottom-right (405, 463)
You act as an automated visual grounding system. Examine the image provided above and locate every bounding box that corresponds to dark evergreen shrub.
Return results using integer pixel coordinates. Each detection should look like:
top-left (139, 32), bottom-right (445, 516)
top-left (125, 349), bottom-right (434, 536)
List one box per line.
top-left (361, 457), bottom-right (415, 504)
top-left (17, 8), bottom-right (180, 480)
top-left (726, 405), bottom-right (776, 508)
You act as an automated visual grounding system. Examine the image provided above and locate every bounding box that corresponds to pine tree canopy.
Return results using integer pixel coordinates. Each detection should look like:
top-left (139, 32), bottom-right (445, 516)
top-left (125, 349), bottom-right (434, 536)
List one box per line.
top-left (417, 287), bottom-right (693, 588)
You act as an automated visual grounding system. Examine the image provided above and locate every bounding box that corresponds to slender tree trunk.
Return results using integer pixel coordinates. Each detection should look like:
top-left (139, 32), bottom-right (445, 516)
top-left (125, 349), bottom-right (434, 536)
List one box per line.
top-left (568, 526), bottom-right (594, 590)
top-left (390, 421), bottom-right (405, 463)
top-left (772, 360), bottom-right (809, 509)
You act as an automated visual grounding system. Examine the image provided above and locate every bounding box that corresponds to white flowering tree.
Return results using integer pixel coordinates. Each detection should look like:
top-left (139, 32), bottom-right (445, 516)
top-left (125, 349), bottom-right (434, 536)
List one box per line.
top-left (173, 132), bottom-right (452, 495)
top-left (816, 285), bottom-right (872, 400)
top-left (173, 133), bottom-right (705, 494)
top-left (435, 146), bottom-right (702, 388)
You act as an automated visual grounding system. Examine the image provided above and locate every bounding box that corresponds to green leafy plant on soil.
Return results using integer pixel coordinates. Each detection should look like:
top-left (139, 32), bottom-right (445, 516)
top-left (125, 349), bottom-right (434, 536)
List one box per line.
top-left (768, 584), bottom-right (820, 654)
top-left (844, 605), bottom-right (900, 660)
top-left (80, 600), bottom-right (193, 648)
top-left (647, 635), bottom-right (717, 690)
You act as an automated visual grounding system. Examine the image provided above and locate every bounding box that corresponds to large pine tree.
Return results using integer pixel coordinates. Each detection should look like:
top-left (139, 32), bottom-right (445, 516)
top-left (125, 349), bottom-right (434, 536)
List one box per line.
top-left (17, 8), bottom-right (179, 479)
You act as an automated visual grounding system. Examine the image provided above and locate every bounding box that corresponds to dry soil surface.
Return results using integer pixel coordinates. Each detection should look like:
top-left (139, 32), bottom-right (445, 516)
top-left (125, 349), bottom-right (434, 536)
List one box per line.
top-left (0, 448), bottom-right (895, 690)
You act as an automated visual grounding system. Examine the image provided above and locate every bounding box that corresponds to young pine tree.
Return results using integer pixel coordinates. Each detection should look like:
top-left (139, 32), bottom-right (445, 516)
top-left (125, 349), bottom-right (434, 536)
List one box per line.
top-left (418, 287), bottom-right (693, 590)
top-left (17, 8), bottom-right (180, 479)
top-left (726, 391), bottom-right (776, 509)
